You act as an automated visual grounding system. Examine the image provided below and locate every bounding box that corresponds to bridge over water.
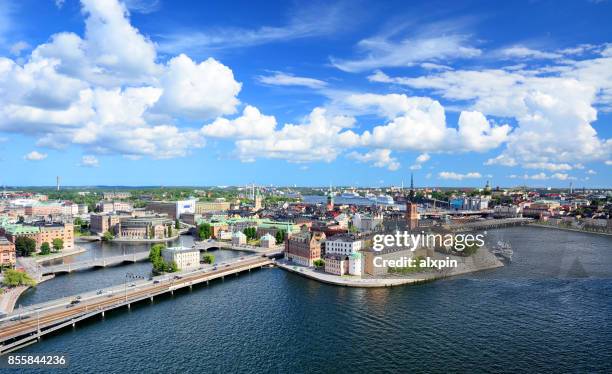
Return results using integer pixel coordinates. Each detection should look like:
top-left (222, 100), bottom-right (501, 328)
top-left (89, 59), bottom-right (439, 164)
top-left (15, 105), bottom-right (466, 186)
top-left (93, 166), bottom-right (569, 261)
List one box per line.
top-left (0, 255), bottom-right (274, 354)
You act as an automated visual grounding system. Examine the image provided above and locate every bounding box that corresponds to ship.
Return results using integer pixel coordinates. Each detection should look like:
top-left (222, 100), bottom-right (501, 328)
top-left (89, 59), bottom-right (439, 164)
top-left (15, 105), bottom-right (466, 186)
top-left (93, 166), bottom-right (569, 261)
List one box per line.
top-left (491, 241), bottom-right (513, 262)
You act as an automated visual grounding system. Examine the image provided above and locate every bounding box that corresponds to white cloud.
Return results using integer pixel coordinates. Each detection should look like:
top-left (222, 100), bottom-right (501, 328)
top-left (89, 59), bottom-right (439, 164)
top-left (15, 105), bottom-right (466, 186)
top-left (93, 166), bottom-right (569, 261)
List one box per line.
top-left (234, 107), bottom-right (359, 163)
top-left (79, 155), bottom-right (99, 167)
top-left (156, 2), bottom-right (347, 53)
top-left (257, 72), bottom-right (327, 89)
top-left (332, 33), bottom-right (480, 72)
top-left (369, 51), bottom-right (612, 168)
top-left (9, 41), bottom-right (29, 56)
top-left (522, 162), bottom-right (574, 171)
top-left (345, 93), bottom-right (510, 153)
top-left (438, 171), bottom-right (482, 180)
top-left (201, 105), bottom-right (276, 139)
top-left (587, 169), bottom-right (597, 175)
top-left (24, 151), bottom-right (47, 161)
top-left (498, 45), bottom-right (561, 60)
top-left (155, 54), bottom-right (241, 119)
top-left (347, 149), bottom-right (400, 171)
top-left (0, 0), bottom-right (243, 160)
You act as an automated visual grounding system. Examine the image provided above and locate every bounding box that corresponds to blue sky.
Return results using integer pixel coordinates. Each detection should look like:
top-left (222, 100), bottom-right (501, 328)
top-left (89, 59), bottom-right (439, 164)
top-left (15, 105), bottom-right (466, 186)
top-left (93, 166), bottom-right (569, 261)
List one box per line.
top-left (0, 0), bottom-right (611, 187)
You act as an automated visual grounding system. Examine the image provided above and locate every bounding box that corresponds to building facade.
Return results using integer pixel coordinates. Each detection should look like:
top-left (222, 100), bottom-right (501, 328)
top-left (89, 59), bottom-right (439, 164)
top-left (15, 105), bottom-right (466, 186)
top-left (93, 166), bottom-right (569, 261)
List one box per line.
top-left (285, 229), bottom-right (325, 266)
top-left (162, 247), bottom-right (200, 271)
top-left (0, 237), bottom-right (16, 267)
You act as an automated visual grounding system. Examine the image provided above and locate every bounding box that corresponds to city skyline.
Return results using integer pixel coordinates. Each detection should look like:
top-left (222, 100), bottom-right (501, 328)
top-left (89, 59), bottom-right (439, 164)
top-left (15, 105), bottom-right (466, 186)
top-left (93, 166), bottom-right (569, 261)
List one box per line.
top-left (0, 0), bottom-right (611, 187)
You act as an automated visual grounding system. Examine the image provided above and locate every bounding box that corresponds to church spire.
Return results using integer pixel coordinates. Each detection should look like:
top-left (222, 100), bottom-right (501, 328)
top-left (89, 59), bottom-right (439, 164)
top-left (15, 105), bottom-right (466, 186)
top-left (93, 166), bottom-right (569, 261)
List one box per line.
top-left (408, 173), bottom-right (415, 202)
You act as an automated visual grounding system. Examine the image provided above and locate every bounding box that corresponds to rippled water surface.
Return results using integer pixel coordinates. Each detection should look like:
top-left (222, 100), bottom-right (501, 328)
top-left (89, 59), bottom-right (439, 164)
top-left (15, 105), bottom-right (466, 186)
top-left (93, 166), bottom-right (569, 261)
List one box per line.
top-left (16, 227), bottom-right (612, 373)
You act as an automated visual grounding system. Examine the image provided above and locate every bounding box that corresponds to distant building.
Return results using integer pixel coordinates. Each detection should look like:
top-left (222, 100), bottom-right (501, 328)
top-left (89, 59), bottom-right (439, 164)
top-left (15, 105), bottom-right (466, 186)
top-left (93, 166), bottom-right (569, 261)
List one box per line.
top-left (352, 212), bottom-right (383, 232)
top-left (0, 237), bottom-right (16, 268)
top-left (162, 247), bottom-right (200, 271)
top-left (195, 201), bottom-right (231, 214)
top-left (232, 231), bottom-right (247, 246)
top-left (97, 201), bottom-right (133, 213)
top-left (25, 202), bottom-right (63, 217)
top-left (260, 233), bottom-right (276, 248)
top-left (146, 200), bottom-right (196, 220)
top-left (493, 205), bottom-right (522, 218)
top-left (285, 228), bottom-right (325, 266)
top-left (103, 192), bottom-right (131, 200)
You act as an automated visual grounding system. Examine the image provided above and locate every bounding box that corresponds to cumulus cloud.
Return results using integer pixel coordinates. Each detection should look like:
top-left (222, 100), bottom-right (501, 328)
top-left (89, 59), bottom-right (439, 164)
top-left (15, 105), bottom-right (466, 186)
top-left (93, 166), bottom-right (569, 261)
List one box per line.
top-left (24, 151), bottom-right (47, 161)
top-left (347, 149), bottom-right (400, 171)
top-left (234, 107), bottom-right (359, 163)
top-left (201, 105), bottom-right (276, 139)
top-left (345, 93), bottom-right (511, 153)
top-left (0, 0), bottom-right (244, 160)
top-left (368, 50), bottom-right (612, 168)
top-left (79, 155), bottom-right (99, 167)
top-left (438, 171), bottom-right (482, 180)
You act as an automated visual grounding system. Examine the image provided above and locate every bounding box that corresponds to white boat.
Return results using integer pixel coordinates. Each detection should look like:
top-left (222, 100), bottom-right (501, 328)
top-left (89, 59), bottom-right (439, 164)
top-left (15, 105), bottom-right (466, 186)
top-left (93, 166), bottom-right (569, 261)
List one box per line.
top-left (491, 241), bottom-right (513, 262)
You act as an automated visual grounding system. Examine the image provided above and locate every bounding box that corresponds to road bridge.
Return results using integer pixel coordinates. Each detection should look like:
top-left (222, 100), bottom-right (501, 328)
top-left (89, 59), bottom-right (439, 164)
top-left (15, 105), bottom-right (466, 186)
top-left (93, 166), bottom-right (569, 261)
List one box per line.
top-left (0, 255), bottom-right (274, 354)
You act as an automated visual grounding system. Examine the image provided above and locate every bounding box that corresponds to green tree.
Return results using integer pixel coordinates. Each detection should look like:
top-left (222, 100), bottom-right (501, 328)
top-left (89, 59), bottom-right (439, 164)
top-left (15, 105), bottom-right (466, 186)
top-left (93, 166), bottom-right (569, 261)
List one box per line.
top-left (40, 242), bottom-right (51, 255)
top-left (2, 269), bottom-right (36, 287)
top-left (275, 230), bottom-right (286, 244)
top-left (52, 238), bottom-right (64, 252)
top-left (202, 253), bottom-right (215, 264)
top-left (198, 223), bottom-right (212, 240)
top-left (167, 225), bottom-right (172, 238)
top-left (243, 227), bottom-right (257, 240)
top-left (168, 261), bottom-right (179, 273)
top-left (101, 231), bottom-right (114, 241)
top-left (175, 219), bottom-right (180, 229)
top-left (313, 259), bottom-right (325, 268)
top-left (15, 237), bottom-right (36, 257)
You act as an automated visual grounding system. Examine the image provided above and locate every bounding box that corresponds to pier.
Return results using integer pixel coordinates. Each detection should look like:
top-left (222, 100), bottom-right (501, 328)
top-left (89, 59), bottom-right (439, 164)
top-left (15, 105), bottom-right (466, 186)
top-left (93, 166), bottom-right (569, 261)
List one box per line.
top-left (0, 255), bottom-right (273, 354)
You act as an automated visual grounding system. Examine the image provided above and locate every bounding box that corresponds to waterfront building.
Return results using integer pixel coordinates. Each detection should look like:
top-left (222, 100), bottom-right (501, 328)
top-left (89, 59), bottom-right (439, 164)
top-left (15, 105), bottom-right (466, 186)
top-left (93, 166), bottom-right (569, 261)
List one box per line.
top-left (118, 216), bottom-right (173, 240)
top-left (232, 231), bottom-right (247, 246)
top-left (324, 234), bottom-right (363, 276)
top-left (0, 236), bottom-right (16, 268)
top-left (0, 219), bottom-right (74, 253)
top-left (260, 233), bottom-right (276, 248)
top-left (162, 247), bottom-right (200, 271)
top-left (493, 205), bottom-right (522, 218)
top-left (285, 228), bottom-right (325, 266)
top-left (90, 213), bottom-right (124, 235)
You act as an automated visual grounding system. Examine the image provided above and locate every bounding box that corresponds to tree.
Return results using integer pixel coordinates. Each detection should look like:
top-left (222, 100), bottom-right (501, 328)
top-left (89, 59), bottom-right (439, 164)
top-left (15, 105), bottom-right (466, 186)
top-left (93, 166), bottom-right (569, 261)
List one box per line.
top-left (15, 237), bottom-right (36, 257)
top-left (52, 238), bottom-right (64, 252)
top-left (198, 223), bottom-right (212, 240)
top-left (2, 269), bottom-right (36, 287)
top-left (40, 242), bottom-right (51, 255)
top-left (202, 253), bottom-right (215, 264)
top-left (167, 225), bottom-right (173, 238)
top-left (313, 259), bottom-right (325, 268)
top-left (175, 219), bottom-right (180, 229)
top-left (102, 231), bottom-right (114, 241)
top-left (275, 230), bottom-right (286, 244)
top-left (168, 261), bottom-right (179, 273)
top-left (243, 227), bottom-right (257, 240)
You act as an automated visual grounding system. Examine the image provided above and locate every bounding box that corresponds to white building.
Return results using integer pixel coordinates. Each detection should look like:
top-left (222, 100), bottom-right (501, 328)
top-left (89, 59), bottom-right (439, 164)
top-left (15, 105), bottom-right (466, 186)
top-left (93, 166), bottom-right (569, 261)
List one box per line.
top-left (260, 233), bottom-right (276, 248)
top-left (232, 231), bottom-right (247, 246)
top-left (176, 199), bottom-right (197, 216)
top-left (324, 234), bottom-right (362, 276)
top-left (352, 212), bottom-right (383, 232)
top-left (162, 247), bottom-right (200, 271)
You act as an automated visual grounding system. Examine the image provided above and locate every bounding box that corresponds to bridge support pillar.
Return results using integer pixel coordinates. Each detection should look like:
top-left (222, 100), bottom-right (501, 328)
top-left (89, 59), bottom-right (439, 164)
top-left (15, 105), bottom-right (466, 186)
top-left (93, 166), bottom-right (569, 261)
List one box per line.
top-left (171, 290), bottom-right (174, 295)
top-left (235, 272), bottom-right (238, 276)
top-left (248, 268), bottom-right (251, 272)
top-left (127, 303), bottom-right (131, 309)
top-left (72, 321), bottom-right (75, 327)
top-left (102, 311), bottom-right (105, 317)
top-left (150, 296), bottom-right (153, 302)
top-left (206, 280), bottom-right (209, 285)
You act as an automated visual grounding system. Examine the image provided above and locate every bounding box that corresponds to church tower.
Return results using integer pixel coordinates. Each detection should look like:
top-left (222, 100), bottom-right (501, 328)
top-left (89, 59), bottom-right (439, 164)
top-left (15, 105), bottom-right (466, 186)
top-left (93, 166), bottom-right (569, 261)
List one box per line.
top-left (326, 185), bottom-right (334, 212)
top-left (405, 173), bottom-right (418, 231)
